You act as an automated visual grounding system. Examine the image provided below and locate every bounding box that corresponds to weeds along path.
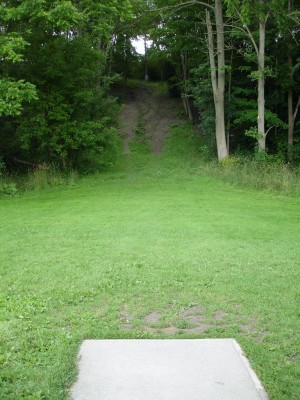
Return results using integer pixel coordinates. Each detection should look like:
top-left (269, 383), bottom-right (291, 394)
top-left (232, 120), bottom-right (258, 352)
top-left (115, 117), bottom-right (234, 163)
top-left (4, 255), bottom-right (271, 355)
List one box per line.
top-left (120, 82), bottom-right (183, 155)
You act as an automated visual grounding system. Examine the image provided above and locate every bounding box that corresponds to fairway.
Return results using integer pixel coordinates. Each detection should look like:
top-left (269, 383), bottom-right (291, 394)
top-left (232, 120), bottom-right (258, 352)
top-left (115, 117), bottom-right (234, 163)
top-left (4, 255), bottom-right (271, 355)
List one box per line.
top-left (1, 151), bottom-right (300, 400)
top-left (1, 0), bottom-right (300, 397)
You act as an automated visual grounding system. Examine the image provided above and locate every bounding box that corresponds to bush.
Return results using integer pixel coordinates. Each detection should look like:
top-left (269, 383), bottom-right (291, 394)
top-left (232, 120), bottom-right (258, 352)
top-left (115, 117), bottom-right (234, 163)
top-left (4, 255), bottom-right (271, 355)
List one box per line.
top-left (18, 93), bottom-right (121, 171)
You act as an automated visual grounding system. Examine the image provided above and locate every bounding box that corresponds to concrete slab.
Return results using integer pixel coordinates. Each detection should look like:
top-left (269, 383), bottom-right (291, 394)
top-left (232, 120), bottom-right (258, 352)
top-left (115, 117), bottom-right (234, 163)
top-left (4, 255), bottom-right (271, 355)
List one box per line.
top-left (70, 339), bottom-right (268, 400)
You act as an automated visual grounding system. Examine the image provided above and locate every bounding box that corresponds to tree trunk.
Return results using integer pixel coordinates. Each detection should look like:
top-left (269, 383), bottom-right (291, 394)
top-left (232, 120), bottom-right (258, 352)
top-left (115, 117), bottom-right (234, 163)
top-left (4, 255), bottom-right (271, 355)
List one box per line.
top-left (181, 53), bottom-right (193, 122)
top-left (288, 89), bottom-right (294, 148)
top-left (226, 48), bottom-right (234, 154)
top-left (257, 7), bottom-right (266, 151)
top-left (182, 97), bottom-right (188, 115)
top-left (144, 36), bottom-right (149, 81)
top-left (287, 0), bottom-right (294, 160)
top-left (206, 1), bottom-right (228, 161)
top-left (288, 90), bottom-right (300, 161)
top-left (123, 36), bottom-right (129, 88)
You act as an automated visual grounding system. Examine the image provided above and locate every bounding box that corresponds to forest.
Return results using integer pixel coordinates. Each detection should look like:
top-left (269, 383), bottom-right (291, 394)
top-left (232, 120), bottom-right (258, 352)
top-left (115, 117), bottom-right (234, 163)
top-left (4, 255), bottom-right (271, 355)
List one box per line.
top-left (0, 0), bottom-right (300, 176)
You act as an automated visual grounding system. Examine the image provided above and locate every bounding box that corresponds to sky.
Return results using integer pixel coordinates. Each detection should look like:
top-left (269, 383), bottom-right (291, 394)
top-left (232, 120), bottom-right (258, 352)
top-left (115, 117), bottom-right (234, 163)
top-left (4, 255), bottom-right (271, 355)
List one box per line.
top-left (132, 38), bottom-right (145, 54)
top-left (131, 36), bottom-right (153, 55)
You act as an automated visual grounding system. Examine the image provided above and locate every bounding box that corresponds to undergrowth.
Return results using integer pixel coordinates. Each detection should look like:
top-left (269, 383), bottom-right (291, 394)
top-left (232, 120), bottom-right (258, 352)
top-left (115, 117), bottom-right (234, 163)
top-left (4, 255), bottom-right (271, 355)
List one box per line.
top-left (0, 164), bottom-right (78, 196)
top-left (210, 156), bottom-right (300, 196)
top-left (163, 123), bottom-right (300, 197)
top-left (1, 121), bottom-right (300, 198)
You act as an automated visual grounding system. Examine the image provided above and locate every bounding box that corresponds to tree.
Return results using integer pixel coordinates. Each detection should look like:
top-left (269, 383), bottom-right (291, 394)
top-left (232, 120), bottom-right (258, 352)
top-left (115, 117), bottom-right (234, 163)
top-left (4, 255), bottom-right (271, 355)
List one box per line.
top-left (224, 0), bottom-right (288, 152)
top-left (152, 0), bottom-right (229, 160)
top-left (151, 6), bottom-right (198, 120)
top-left (0, 0), bottom-right (134, 170)
top-left (205, 0), bottom-right (228, 159)
top-left (286, 0), bottom-right (300, 160)
top-left (0, 2), bottom-right (37, 118)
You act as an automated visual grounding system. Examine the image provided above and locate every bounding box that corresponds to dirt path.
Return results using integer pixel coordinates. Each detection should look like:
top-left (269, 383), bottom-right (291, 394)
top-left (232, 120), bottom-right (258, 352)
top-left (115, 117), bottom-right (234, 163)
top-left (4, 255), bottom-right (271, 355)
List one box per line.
top-left (119, 83), bottom-right (183, 155)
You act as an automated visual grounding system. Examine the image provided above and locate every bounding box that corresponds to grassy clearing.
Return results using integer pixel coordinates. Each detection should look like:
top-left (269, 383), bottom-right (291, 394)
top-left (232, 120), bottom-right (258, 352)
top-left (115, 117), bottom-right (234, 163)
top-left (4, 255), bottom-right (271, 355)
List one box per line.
top-left (1, 124), bottom-right (300, 400)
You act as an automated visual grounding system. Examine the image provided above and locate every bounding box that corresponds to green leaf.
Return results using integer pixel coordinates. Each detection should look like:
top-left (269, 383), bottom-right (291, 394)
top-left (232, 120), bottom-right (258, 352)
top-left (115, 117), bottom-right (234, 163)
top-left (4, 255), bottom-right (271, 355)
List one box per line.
top-left (0, 79), bottom-right (37, 117)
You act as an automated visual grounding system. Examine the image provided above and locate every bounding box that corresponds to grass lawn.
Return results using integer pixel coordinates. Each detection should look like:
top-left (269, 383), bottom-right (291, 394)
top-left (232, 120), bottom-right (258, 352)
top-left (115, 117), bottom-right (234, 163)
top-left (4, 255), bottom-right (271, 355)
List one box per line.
top-left (1, 127), bottom-right (300, 399)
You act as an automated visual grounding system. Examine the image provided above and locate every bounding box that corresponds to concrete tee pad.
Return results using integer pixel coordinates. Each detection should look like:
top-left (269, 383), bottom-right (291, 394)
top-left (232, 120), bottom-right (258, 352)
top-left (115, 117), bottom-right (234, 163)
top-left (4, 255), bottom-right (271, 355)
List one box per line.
top-left (71, 339), bottom-right (268, 400)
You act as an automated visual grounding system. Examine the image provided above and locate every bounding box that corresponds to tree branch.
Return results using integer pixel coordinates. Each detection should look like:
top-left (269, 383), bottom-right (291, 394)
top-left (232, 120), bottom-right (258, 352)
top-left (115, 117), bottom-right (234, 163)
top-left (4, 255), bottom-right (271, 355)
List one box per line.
top-left (293, 94), bottom-right (300, 121)
top-left (12, 157), bottom-right (36, 168)
top-left (241, 22), bottom-right (259, 57)
top-left (226, 7), bottom-right (259, 57)
top-left (266, 125), bottom-right (275, 136)
top-left (147, 0), bottom-right (214, 13)
top-left (206, 10), bottom-right (217, 94)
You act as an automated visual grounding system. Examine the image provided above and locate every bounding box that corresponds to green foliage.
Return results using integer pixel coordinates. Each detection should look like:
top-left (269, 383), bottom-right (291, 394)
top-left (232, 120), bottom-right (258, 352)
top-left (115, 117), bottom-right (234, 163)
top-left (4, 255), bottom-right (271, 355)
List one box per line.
top-left (0, 158), bottom-right (6, 176)
top-left (219, 155), bottom-right (240, 168)
top-left (0, 34), bottom-right (28, 63)
top-left (80, 0), bottom-right (133, 42)
top-left (245, 126), bottom-right (260, 140)
top-left (248, 66), bottom-right (276, 80)
top-left (48, 1), bottom-right (83, 30)
top-left (0, 182), bottom-right (18, 196)
top-left (190, 64), bottom-right (215, 142)
top-left (19, 113), bottom-right (120, 170)
top-left (0, 0), bottom-right (134, 172)
top-left (1, 0), bottom-right (299, 169)
top-left (0, 79), bottom-right (37, 117)
top-left (235, 109), bottom-right (288, 133)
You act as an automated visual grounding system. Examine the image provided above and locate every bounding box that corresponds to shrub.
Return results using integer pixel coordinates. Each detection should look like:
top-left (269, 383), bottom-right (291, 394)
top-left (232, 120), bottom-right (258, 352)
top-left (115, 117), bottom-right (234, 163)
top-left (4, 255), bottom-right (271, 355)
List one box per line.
top-left (211, 156), bottom-right (300, 195)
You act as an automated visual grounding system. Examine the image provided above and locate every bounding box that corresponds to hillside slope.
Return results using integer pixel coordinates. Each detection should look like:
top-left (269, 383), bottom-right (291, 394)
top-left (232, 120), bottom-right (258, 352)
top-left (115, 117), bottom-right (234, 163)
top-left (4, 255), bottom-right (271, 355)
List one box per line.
top-left (120, 82), bottom-right (184, 155)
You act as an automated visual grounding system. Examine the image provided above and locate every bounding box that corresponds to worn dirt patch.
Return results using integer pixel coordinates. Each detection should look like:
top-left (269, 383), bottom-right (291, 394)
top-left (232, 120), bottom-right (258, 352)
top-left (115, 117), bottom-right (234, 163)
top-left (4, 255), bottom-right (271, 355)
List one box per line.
top-left (184, 325), bottom-right (210, 333)
top-left (117, 304), bottom-right (265, 338)
top-left (142, 311), bottom-right (162, 324)
top-left (180, 306), bottom-right (208, 328)
top-left (118, 304), bottom-right (212, 334)
top-left (181, 305), bottom-right (206, 323)
top-left (240, 318), bottom-right (268, 342)
top-left (213, 311), bottom-right (227, 321)
top-left (120, 322), bottom-right (135, 330)
top-left (143, 325), bottom-right (178, 335)
top-left (119, 83), bottom-right (183, 155)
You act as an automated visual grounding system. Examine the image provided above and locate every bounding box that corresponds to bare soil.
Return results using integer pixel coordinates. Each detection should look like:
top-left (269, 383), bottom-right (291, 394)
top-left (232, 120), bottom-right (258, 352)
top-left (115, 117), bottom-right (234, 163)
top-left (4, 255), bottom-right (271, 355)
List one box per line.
top-left (119, 82), bottom-right (183, 155)
top-left (117, 304), bottom-right (268, 339)
top-left (119, 305), bottom-right (229, 335)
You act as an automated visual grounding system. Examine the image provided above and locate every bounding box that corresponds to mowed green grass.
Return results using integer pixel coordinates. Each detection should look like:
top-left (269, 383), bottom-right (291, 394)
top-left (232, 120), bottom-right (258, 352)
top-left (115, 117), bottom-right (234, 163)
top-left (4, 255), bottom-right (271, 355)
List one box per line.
top-left (1, 138), bottom-right (300, 399)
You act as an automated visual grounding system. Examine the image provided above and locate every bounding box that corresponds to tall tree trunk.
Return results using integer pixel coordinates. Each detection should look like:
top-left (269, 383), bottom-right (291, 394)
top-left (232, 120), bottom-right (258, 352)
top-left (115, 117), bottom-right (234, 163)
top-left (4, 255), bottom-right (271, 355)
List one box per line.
top-left (206, 0), bottom-right (228, 160)
top-left (287, 0), bottom-right (299, 161)
top-left (288, 89), bottom-right (294, 160)
top-left (144, 36), bottom-right (149, 81)
top-left (123, 35), bottom-right (129, 88)
top-left (257, 10), bottom-right (266, 151)
top-left (181, 52), bottom-right (193, 122)
top-left (226, 48), bottom-right (234, 154)
top-left (288, 89), bottom-right (300, 161)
